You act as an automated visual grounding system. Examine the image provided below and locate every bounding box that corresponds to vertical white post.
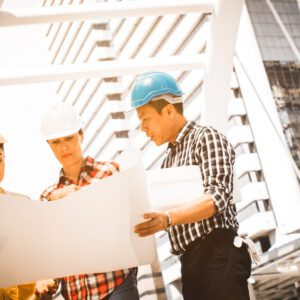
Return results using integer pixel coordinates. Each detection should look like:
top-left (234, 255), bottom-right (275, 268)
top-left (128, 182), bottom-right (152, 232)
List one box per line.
top-left (201, 0), bottom-right (244, 133)
top-left (235, 6), bottom-right (300, 234)
top-left (248, 283), bottom-right (258, 300)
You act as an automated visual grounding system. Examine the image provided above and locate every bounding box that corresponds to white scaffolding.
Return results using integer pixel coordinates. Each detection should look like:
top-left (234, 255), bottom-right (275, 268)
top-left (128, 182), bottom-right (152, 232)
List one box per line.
top-left (0, 0), bottom-right (244, 133)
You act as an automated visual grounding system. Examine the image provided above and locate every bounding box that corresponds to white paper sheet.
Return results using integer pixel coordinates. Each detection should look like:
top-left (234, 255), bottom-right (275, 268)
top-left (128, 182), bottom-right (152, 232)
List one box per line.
top-left (147, 166), bottom-right (203, 211)
top-left (0, 149), bottom-right (156, 287)
top-left (0, 151), bottom-right (209, 287)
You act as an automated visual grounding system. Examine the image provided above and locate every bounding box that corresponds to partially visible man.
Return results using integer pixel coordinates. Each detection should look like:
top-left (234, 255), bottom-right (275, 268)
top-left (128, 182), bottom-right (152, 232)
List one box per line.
top-left (132, 72), bottom-right (252, 300)
top-left (0, 134), bottom-right (37, 300)
top-left (35, 102), bottom-right (139, 300)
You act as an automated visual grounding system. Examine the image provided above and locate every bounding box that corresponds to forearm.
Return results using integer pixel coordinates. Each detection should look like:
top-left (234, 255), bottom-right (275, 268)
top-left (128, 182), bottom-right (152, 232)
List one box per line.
top-left (134, 193), bottom-right (218, 237)
top-left (167, 193), bottom-right (217, 226)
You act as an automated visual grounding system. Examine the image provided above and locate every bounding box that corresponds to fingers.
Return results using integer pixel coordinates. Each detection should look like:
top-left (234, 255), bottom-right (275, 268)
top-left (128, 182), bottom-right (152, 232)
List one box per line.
top-left (136, 225), bottom-right (160, 237)
top-left (49, 184), bottom-right (80, 201)
top-left (134, 212), bottom-right (167, 237)
top-left (135, 221), bottom-right (158, 233)
top-left (35, 279), bottom-right (59, 298)
top-left (64, 184), bottom-right (80, 194)
top-left (34, 293), bottom-right (52, 300)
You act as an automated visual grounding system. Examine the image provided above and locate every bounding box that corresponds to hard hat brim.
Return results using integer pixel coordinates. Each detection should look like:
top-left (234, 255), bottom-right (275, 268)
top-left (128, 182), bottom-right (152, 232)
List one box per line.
top-left (127, 94), bottom-right (183, 112)
top-left (43, 124), bottom-right (83, 141)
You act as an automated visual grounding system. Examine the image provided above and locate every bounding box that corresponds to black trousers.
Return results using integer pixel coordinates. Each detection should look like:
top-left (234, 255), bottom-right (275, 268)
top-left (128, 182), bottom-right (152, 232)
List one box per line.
top-left (180, 229), bottom-right (251, 300)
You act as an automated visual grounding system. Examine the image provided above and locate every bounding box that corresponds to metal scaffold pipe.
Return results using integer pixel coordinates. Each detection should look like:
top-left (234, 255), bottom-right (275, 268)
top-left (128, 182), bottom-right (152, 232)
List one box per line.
top-left (0, 54), bottom-right (206, 85)
top-left (0, 0), bottom-right (214, 27)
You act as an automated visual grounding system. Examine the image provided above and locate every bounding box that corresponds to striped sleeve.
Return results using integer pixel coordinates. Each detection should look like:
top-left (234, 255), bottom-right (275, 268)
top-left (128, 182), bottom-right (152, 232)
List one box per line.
top-left (40, 184), bottom-right (58, 201)
top-left (198, 127), bottom-right (235, 214)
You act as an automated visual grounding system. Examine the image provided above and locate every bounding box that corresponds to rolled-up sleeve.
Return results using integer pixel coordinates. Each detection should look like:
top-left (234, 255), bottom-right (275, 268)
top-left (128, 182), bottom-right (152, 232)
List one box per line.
top-left (198, 127), bottom-right (235, 214)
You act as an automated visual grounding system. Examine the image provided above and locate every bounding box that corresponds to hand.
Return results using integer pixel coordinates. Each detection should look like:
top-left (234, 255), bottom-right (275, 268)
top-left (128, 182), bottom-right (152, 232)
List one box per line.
top-left (134, 212), bottom-right (168, 237)
top-left (49, 184), bottom-right (80, 201)
top-left (34, 279), bottom-right (59, 299)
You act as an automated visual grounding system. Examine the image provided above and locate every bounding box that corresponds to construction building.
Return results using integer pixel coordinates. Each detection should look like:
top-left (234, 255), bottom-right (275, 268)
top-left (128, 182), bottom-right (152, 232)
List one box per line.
top-left (0, 0), bottom-right (300, 299)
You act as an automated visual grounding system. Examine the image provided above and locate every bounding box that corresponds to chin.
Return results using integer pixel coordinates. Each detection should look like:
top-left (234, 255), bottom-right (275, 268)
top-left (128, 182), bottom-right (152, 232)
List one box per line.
top-left (153, 140), bottom-right (163, 146)
top-left (151, 136), bottom-right (164, 146)
top-left (60, 156), bottom-right (73, 165)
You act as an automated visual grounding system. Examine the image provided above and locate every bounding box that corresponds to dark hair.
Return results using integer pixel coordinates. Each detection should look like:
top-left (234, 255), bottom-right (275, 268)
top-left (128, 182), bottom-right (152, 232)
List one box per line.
top-left (0, 144), bottom-right (3, 151)
top-left (148, 99), bottom-right (183, 115)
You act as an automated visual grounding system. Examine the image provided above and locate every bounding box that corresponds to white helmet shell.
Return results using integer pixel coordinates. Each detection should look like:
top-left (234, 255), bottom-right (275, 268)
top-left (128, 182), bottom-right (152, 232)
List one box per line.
top-left (0, 134), bottom-right (7, 144)
top-left (41, 102), bottom-right (83, 140)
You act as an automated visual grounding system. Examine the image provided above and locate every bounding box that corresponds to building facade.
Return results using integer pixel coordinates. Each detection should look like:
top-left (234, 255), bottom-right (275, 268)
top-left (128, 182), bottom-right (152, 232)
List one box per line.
top-left (0, 0), bottom-right (299, 299)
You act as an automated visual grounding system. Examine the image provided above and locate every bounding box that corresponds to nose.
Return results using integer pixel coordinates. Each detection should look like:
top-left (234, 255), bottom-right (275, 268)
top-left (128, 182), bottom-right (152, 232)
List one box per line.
top-left (61, 141), bottom-right (70, 152)
top-left (140, 121), bottom-right (148, 133)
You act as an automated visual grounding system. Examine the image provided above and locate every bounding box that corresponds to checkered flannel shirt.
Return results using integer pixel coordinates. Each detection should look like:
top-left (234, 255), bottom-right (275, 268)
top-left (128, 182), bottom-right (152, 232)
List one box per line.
top-left (162, 121), bottom-right (239, 255)
top-left (40, 156), bottom-right (132, 300)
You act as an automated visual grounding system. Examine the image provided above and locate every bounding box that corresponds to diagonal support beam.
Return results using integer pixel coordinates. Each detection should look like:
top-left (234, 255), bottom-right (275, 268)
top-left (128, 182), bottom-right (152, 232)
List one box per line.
top-left (0, 0), bottom-right (214, 27)
top-left (200, 0), bottom-right (245, 133)
top-left (0, 54), bottom-right (206, 85)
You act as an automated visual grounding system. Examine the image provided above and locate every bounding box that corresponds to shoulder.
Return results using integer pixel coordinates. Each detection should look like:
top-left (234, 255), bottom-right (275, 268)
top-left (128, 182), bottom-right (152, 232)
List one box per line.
top-left (90, 160), bottom-right (120, 179)
top-left (193, 125), bottom-right (229, 143)
top-left (193, 125), bottom-right (219, 136)
top-left (5, 190), bottom-right (29, 199)
top-left (40, 183), bottom-right (59, 201)
top-left (86, 156), bottom-right (119, 172)
top-left (186, 124), bottom-right (215, 143)
top-left (190, 125), bottom-right (234, 154)
top-left (94, 160), bottom-right (119, 172)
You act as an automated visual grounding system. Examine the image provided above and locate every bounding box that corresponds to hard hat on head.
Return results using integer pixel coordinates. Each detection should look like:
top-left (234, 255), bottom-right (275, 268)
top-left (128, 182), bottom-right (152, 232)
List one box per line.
top-left (130, 71), bottom-right (183, 109)
top-left (0, 134), bottom-right (7, 145)
top-left (41, 102), bottom-right (83, 140)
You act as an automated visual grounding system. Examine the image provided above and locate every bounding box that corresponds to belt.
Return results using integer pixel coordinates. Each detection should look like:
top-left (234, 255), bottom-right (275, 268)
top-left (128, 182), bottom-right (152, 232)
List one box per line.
top-left (182, 228), bottom-right (237, 258)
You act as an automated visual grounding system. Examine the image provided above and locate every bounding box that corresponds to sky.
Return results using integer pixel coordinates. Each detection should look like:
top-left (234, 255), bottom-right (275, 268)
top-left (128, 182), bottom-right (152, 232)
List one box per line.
top-left (0, 0), bottom-right (62, 198)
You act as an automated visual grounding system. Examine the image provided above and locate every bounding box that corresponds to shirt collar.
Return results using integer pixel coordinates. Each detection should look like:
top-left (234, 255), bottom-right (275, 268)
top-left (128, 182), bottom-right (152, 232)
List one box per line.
top-left (167, 121), bottom-right (196, 150)
top-left (58, 156), bottom-right (95, 185)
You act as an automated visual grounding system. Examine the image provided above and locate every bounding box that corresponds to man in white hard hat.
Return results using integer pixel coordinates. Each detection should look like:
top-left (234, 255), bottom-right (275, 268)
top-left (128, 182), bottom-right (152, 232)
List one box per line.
top-left (35, 102), bottom-right (139, 300)
top-left (0, 134), bottom-right (37, 300)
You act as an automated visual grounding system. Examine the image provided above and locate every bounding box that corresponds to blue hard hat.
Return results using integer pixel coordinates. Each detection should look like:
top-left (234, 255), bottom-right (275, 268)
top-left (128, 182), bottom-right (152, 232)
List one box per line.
top-left (130, 71), bottom-right (183, 109)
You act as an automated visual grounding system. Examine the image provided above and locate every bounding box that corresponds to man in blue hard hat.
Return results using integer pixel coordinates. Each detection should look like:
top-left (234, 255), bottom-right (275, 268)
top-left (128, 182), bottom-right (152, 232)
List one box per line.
top-left (133, 71), bottom-right (252, 300)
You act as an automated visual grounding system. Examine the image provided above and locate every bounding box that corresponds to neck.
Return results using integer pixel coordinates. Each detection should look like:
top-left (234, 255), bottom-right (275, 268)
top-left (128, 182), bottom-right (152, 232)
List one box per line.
top-left (169, 115), bottom-right (187, 144)
top-left (63, 157), bottom-right (84, 184)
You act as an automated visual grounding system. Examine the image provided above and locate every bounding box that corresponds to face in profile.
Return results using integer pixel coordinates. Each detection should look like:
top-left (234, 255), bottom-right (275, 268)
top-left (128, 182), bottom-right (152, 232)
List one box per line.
top-left (0, 147), bottom-right (5, 183)
top-left (137, 103), bottom-right (176, 146)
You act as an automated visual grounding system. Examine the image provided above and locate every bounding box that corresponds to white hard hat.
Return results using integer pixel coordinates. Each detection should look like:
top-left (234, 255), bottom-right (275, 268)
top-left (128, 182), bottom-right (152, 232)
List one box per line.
top-left (41, 102), bottom-right (83, 140)
top-left (0, 134), bottom-right (7, 144)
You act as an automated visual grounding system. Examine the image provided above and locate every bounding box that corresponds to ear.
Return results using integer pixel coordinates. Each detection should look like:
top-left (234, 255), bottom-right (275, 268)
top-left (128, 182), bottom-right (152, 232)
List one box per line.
top-left (79, 132), bottom-right (84, 143)
top-left (163, 104), bottom-right (176, 119)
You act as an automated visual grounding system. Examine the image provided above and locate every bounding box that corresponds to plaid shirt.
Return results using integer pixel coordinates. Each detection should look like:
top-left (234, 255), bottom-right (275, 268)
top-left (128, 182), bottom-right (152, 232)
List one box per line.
top-left (40, 156), bottom-right (132, 300)
top-left (162, 121), bottom-right (239, 255)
